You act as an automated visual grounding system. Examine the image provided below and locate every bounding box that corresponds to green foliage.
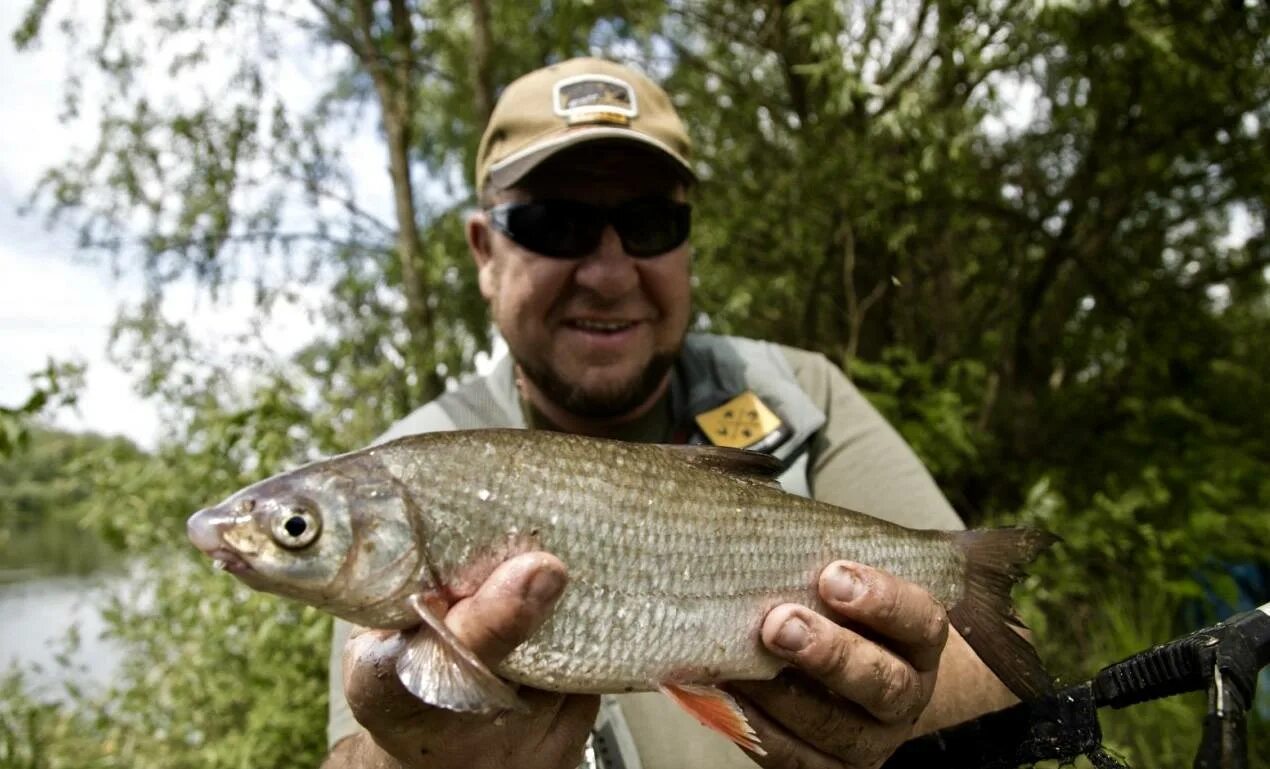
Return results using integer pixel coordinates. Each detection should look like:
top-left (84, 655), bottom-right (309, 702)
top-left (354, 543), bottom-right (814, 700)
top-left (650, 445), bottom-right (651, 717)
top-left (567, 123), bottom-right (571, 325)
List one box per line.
top-left (1003, 477), bottom-right (1270, 767)
top-left (0, 571), bottom-right (330, 769)
top-left (0, 670), bottom-right (109, 768)
top-left (849, 348), bottom-right (986, 483)
top-left (0, 427), bottom-right (141, 579)
top-left (87, 558), bottom-right (330, 768)
top-left (6, 0), bottom-right (1268, 766)
top-left (0, 362), bottom-right (83, 460)
top-left (0, 387), bottom-right (339, 767)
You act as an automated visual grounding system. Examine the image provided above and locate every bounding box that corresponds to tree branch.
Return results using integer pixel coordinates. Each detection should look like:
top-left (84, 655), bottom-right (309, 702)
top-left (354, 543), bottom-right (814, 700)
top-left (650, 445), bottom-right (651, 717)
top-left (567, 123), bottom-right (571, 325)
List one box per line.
top-left (469, 0), bottom-right (494, 128)
top-left (840, 205), bottom-right (888, 372)
top-left (81, 229), bottom-right (392, 256)
top-left (345, 0), bottom-right (441, 401)
top-left (875, 0), bottom-right (933, 88)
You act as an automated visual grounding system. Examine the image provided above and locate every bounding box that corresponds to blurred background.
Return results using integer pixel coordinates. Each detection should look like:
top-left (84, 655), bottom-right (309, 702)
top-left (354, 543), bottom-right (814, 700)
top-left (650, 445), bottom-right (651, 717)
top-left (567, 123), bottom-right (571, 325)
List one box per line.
top-left (1, 1), bottom-right (1266, 766)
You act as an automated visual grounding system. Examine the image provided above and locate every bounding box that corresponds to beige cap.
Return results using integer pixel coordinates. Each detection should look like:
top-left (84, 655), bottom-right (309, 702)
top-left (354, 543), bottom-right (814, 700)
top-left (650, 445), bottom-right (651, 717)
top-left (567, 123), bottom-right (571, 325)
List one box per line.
top-left (475, 57), bottom-right (695, 195)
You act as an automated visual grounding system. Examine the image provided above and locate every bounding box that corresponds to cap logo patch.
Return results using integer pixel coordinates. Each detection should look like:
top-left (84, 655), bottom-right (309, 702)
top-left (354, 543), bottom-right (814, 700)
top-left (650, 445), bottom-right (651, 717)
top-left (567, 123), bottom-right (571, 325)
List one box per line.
top-left (553, 74), bottom-right (638, 127)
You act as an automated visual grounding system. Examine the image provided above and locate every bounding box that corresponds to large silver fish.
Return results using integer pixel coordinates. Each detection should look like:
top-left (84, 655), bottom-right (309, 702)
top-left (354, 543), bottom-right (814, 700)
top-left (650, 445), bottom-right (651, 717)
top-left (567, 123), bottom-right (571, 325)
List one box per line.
top-left (187, 428), bottom-right (1054, 754)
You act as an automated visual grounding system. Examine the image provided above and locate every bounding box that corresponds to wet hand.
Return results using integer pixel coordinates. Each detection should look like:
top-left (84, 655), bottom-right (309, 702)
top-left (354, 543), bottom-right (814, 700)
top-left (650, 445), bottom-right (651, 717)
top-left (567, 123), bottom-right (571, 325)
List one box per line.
top-left (336, 553), bottom-right (599, 769)
top-left (731, 562), bottom-right (949, 769)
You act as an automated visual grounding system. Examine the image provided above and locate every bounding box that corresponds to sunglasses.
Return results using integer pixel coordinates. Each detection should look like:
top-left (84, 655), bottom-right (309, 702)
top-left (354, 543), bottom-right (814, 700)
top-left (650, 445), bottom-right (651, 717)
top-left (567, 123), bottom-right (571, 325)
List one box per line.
top-left (486, 197), bottom-right (692, 259)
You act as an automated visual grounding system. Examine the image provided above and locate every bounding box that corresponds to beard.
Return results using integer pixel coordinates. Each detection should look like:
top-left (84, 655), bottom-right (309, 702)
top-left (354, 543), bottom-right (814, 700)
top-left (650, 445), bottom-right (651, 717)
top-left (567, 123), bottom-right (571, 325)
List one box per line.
top-left (515, 348), bottom-right (680, 420)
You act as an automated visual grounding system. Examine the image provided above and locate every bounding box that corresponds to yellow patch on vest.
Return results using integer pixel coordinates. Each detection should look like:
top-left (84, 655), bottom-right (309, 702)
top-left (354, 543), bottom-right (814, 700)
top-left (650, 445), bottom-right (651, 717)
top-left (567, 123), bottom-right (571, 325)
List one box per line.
top-left (694, 391), bottom-right (783, 450)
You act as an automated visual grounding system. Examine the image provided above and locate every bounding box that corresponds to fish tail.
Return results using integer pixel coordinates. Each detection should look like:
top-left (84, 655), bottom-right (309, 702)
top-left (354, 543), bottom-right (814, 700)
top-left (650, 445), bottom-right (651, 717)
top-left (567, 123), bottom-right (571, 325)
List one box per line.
top-left (948, 527), bottom-right (1058, 701)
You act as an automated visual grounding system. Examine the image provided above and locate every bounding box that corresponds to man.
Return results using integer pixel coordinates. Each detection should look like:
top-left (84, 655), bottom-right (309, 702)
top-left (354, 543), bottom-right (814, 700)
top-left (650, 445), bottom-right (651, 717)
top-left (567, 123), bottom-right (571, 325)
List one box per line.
top-left (322, 57), bottom-right (1018, 769)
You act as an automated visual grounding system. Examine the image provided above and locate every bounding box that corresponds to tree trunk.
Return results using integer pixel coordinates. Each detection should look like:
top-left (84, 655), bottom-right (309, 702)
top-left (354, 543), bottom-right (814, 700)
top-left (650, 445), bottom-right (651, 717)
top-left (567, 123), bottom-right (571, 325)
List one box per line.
top-left (351, 0), bottom-right (441, 401)
top-left (470, 0), bottom-right (495, 128)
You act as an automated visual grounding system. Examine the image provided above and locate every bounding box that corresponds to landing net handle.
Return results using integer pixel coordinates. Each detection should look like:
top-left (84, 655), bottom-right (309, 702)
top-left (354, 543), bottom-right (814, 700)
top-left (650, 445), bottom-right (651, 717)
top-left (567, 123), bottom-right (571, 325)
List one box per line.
top-left (884, 602), bottom-right (1270, 769)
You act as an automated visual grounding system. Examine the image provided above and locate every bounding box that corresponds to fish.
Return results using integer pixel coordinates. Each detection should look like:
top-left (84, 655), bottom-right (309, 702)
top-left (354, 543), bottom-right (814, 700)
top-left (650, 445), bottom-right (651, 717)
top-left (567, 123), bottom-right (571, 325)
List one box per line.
top-left (186, 428), bottom-right (1055, 754)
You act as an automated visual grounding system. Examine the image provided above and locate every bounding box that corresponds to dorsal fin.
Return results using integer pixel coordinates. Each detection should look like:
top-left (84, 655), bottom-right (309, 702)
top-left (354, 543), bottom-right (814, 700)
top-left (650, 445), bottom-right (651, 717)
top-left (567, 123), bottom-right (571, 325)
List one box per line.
top-left (660, 444), bottom-right (784, 480)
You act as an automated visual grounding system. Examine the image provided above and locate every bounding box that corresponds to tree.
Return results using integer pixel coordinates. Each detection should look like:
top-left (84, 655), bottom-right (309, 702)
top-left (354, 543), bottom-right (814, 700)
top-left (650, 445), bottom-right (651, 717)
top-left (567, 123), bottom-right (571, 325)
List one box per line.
top-left (0, 426), bottom-right (139, 578)
top-left (0, 361), bottom-right (82, 459)
top-left (12, 0), bottom-right (667, 451)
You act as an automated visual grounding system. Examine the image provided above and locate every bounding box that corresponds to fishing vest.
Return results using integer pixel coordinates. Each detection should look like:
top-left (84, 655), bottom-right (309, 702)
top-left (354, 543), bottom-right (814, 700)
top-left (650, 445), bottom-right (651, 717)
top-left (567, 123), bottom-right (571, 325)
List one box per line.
top-left (361, 332), bottom-right (828, 769)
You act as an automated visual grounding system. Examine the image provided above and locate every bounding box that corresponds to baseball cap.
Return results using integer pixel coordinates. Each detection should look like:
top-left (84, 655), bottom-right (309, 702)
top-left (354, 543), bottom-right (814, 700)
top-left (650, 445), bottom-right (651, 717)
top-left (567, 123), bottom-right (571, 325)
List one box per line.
top-left (475, 57), bottom-right (696, 195)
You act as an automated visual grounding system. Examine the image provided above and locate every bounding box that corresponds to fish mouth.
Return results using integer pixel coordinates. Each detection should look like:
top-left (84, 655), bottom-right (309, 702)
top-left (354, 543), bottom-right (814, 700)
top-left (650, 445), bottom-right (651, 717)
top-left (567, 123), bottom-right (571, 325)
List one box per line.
top-left (187, 508), bottom-right (254, 576)
top-left (207, 548), bottom-right (254, 576)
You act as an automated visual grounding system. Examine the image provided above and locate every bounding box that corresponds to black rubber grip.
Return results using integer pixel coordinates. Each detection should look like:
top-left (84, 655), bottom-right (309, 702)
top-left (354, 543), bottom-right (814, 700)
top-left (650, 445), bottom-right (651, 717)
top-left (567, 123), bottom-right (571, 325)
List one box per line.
top-left (1092, 633), bottom-right (1213, 708)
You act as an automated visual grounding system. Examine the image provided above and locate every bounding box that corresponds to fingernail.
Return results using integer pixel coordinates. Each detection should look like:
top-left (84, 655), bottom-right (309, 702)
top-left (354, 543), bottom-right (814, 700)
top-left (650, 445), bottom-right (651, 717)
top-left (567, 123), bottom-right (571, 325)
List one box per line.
top-left (774, 617), bottom-right (810, 652)
top-left (828, 562), bottom-right (861, 603)
top-left (525, 568), bottom-right (565, 604)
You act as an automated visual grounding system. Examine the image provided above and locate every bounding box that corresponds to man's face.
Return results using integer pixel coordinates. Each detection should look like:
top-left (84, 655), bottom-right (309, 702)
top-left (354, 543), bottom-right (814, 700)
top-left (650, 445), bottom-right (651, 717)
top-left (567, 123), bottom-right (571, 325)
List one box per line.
top-left (468, 146), bottom-right (692, 420)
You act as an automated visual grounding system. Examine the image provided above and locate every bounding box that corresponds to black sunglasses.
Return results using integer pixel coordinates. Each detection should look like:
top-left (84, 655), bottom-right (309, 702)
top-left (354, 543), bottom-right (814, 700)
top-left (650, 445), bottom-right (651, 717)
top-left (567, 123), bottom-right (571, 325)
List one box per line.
top-left (486, 197), bottom-right (692, 259)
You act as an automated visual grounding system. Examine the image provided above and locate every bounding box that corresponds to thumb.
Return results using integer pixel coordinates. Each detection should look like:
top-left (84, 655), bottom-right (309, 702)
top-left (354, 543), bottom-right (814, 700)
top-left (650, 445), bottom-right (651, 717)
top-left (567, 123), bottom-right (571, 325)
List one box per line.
top-left (445, 551), bottom-right (568, 665)
top-left (341, 552), bottom-right (568, 731)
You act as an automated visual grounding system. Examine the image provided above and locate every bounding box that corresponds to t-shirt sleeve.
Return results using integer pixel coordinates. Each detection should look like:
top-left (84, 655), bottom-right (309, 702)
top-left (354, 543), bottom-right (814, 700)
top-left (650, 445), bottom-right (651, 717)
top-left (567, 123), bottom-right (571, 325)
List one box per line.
top-left (784, 347), bottom-right (965, 531)
top-left (327, 618), bottom-right (360, 748)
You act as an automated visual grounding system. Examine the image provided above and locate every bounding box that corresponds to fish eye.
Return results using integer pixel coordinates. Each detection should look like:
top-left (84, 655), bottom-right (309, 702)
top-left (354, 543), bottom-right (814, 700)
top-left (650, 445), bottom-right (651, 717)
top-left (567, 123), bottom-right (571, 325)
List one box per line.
top-left (271, 505), bottom-right (321, 549)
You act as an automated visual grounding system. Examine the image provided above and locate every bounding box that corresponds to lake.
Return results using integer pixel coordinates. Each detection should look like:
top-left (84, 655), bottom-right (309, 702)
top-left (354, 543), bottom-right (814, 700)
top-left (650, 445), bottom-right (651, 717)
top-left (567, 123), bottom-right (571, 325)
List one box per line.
top-left (0, 570), bottom-right (136, 699)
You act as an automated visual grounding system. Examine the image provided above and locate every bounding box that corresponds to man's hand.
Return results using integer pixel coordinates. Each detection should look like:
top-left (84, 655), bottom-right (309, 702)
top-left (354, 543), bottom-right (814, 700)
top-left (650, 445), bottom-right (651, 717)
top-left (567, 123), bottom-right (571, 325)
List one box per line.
top-left (730, 562), bottom-right (950, 769)
top-left (323, 553), bottom-right (599, 769)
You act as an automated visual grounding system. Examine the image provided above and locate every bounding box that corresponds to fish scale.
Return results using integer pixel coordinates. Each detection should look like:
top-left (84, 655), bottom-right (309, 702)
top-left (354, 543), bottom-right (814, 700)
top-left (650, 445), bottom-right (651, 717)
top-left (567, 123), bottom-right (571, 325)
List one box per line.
top-left (371, 430), bottom-right (964, 691)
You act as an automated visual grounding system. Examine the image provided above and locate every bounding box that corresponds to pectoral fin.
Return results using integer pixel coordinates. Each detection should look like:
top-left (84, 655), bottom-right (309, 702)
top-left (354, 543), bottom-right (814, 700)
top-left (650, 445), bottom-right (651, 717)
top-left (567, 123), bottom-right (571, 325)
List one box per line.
top-left (660, 682), bottom-right (765, 756)
top-left (396, 593), bottom-right (525, 713)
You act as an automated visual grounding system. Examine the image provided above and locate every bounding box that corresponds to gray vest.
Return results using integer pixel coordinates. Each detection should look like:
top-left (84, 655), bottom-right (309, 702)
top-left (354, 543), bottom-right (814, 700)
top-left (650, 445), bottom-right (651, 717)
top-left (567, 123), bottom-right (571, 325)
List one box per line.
top-left (380, 333), bottom-right (826, 496)
top-left (366, 333), bottom-right (827, 768)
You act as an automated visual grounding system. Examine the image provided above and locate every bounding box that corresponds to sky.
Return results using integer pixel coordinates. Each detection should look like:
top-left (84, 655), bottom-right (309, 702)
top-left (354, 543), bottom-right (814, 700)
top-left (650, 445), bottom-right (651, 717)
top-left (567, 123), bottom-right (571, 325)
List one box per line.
top-left (0, 3), bottom-right (386, 450)
top-left (0, 3), bottom-right (154, 443)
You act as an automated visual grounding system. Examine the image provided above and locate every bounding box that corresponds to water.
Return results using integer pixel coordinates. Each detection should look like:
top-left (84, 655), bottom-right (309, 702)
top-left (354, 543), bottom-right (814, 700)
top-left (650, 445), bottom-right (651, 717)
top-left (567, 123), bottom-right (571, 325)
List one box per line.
top-left (0, 571), bottom-right (133, 698)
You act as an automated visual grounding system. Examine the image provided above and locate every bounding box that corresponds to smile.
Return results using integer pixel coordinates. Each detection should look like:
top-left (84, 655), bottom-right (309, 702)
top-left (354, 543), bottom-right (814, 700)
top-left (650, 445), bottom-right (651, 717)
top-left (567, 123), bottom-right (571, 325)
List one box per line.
top-left (567, 319), bottom-right (638, 333)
